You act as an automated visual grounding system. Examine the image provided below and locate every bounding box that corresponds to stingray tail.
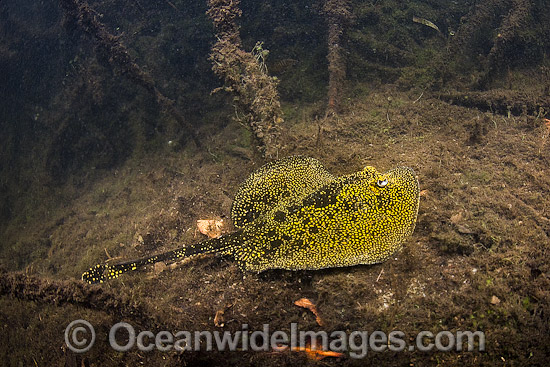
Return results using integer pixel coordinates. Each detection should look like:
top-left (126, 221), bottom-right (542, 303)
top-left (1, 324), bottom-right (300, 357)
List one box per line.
top-left (82, 232), bottom-right (240, 284)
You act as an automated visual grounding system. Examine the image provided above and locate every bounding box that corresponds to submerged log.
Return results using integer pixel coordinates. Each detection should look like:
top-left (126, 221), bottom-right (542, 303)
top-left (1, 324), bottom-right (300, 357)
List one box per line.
top-left (207, 0), bottom-right (283, 158)
top-left (59, 0), bottom-right (201, 147)
top-left (440, 89), bottom-right (549, 117)
top-left (323, 0), bottom-right (352, 114)
top-left (0, 271), bottom-right (152, 322)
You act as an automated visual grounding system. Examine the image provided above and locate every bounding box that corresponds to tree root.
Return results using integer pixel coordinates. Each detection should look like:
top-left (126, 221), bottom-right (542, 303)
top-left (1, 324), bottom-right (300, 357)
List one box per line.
top-left (207, 0), bottom-right (283, 158)
top-left (0, 271), bottom-right (154, 324)
top-left (440, 89), bottom-right (549, 117)
top-left (59, 0), bottom-right (201, 147)
top-left (451, 0), bottom-right (535, 88)
top-left (323, 0), bottom-right (352, 114)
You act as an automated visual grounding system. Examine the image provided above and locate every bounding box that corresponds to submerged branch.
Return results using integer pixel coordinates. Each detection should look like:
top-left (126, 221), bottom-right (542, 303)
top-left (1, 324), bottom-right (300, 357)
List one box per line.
top-left (59, 0), bottom-right (201, 147)
top-left (323, 0), bottom-right (352, 114)
top-left (0, 271), bottom-right (154, 323)
top-left (207, 0), bottom-right (283, 158)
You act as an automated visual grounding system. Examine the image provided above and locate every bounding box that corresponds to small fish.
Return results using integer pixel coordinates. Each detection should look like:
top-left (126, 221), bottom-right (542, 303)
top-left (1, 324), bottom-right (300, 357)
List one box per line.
top-left (413, 16), bottom-right (443, 36)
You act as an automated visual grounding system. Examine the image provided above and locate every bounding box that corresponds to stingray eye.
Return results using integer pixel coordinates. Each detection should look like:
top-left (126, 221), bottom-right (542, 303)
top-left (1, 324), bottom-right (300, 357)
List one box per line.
top-left (376, 179), bottom-right (388, 188)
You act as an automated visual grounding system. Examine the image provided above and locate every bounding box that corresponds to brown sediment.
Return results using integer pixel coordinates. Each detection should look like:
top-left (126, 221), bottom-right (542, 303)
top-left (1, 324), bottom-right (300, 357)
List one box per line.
top-left (3, 86), bottom-right (550, 365)
top-left (58, 0), bottom-right (201, 147)
top-left (206, 0), bottom-right (283, 158)
top-left (322, 0), bottom-right (352, 114)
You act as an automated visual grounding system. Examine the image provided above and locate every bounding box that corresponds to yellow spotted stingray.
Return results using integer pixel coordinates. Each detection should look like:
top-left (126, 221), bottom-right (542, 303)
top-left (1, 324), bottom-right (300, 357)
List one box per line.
top-left (82, 156), bottom-right (420, 284)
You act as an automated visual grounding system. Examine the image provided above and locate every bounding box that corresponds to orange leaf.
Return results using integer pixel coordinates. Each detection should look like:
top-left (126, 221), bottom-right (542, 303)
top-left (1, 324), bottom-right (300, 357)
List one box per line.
top-left (294, 298), bottom-right (324, 326)
top-left (273, 344), bottom-right (344, 360)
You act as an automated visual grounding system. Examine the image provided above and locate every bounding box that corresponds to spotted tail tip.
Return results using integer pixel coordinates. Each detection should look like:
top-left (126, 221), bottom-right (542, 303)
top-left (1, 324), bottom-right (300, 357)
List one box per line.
top-left (82, 264), bottom-right (109, 284)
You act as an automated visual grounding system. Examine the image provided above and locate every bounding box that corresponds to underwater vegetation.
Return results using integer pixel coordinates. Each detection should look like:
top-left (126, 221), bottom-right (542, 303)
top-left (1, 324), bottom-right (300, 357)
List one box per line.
top-left (0, 0), bottom-right (549, 365)
top-left (207, 0), bottom-right (283, 158)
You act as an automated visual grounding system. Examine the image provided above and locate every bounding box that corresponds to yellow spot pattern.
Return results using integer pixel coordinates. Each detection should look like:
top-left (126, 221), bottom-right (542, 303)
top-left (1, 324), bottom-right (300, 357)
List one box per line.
top-left (231, 157), bottom-right (420, 271)
top-left (82, 156), bottom-right (419, 284)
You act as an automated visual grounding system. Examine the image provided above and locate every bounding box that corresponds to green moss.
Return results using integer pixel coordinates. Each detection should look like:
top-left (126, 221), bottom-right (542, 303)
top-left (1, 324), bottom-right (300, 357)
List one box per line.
top-left (521, 296), bottom-right (532, 311)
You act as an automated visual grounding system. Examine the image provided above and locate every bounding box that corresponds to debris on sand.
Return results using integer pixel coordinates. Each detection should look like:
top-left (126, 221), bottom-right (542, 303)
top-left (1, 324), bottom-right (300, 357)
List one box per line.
top-left (272, 343), bottom-right (345, 360)
top-left (196, 219), bottom-right (225, 238)
top-left (214, 309), bottom-right (225, 327)
top-left (294, 298), bottom-right (324, 326)
top-left (214, 304), bottom-right (233, 327)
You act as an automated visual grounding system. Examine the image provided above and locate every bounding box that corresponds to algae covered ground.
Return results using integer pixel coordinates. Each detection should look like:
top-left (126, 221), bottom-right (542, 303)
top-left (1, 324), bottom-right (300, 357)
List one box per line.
top-left (1, 0), bottom-right (550, 366)
top-left (2, 84), bottom-right (550, 366)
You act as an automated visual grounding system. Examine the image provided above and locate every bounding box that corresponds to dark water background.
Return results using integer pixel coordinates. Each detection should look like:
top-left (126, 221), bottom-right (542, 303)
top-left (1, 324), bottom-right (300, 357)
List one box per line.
top-left (1, 0), bottom-right (547, 189)
top-left (1, 0), bottom-right (550, 365)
